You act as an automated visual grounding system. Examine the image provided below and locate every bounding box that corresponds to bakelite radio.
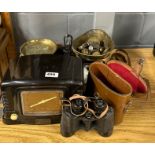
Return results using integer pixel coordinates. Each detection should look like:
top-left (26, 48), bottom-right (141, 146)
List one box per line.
top-left (1, 54), bottom-right (83, 124)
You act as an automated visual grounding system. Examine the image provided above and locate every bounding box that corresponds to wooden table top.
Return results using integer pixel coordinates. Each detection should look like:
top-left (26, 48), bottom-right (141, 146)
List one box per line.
top-left (0, 48), bottom-right (155, 143)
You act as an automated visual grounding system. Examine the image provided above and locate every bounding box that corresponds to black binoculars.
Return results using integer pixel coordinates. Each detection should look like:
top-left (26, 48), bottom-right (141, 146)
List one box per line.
top-left (61, 94), bottom-right (114, 137)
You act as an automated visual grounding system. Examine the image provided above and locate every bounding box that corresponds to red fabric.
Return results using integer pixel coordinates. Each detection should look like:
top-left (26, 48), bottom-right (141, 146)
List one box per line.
top-left (107, 61), bottom-right (147, 93)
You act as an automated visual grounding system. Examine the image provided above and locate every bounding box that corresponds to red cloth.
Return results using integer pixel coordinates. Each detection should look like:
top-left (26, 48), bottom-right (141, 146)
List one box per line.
top-left (107, 60), bottom-right (147, 93)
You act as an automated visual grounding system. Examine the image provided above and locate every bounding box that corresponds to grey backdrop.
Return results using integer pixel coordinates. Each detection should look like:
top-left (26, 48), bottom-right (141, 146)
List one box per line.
top-left (11, 12), bottom-right (155, 52)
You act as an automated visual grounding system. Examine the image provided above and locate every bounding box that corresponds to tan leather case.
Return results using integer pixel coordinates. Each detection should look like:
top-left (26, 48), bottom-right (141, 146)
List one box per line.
top-left (89, 62), bottom-right (132, 124)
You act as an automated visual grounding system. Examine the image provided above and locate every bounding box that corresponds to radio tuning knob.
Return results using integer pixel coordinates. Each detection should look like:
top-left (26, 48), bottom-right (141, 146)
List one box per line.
top-left (10, 113), bottom-right (18, 121)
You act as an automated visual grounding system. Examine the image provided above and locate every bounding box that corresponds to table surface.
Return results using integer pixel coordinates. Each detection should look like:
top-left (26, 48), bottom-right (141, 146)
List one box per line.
top-left (0, 48), bottom-right (155, 143)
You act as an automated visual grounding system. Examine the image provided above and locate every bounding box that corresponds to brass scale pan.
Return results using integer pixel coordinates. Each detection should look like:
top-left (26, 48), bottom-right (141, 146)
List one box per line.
top-left (20, 39), bottom-right (57, 56)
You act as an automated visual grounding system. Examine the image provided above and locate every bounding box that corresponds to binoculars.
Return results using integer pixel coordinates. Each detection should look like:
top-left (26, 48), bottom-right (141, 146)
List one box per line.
top-left (60, 95), bottom-right (114, 137)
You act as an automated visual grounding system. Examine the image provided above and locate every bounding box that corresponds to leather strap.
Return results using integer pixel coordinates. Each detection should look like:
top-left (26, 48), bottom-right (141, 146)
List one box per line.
top-left (101, 49), bottom-right (131, 66)
top-left (131, 58), bottom-right (150, 100)
top-left (109, 49), bottom-right (131, 66)
top-left (62, 95), bottom-right (109, 119)
top-left (132, 58), bottom-right (144, 76)
top-left (69, 94), bottom-right (87, 101)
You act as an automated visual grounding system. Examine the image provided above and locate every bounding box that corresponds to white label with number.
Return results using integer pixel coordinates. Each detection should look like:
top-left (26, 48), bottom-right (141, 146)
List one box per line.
top-left (45, 72), bottom-right (59, 78)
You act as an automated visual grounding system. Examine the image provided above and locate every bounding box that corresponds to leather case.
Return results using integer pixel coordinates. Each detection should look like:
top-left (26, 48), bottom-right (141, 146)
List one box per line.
top-left (89, 62), bottom-right (132, 124)
top-left (107, 60), bottom-right (148, 93)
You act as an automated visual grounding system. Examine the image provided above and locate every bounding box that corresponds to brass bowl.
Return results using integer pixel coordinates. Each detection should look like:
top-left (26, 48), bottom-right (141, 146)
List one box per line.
top-left (72, 29), bottom-right (114, 61)
top-left (20, 39), bottom-right (57, 56)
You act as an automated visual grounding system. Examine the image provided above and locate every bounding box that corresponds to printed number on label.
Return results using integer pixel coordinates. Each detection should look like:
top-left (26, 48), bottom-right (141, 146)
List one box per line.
top-left (45, 72), bottom-right (59, 78)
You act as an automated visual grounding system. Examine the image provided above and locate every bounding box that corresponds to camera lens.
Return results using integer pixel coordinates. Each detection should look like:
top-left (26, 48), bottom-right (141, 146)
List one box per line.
top-left (71, 99), bottom-right (85, 115)
top-left (94, 99), bottom-right (107, 115)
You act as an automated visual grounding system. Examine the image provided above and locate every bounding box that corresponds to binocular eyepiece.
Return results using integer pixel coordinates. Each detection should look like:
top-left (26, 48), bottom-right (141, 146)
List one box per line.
top-left (94, 99), bottom-right (107, 116)
top-left (71, 99), bottom-right (85, 115)
top-left (70, 97), bottom-right (107, 116)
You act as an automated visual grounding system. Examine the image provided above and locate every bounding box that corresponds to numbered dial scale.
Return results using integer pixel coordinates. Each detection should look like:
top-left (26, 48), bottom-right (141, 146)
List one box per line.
top-left (21, 90), bottom-right (63, 116)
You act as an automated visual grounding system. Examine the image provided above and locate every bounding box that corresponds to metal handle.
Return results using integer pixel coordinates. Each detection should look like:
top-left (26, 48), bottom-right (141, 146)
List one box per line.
top-left (63, 34), bottom-right (73, 53)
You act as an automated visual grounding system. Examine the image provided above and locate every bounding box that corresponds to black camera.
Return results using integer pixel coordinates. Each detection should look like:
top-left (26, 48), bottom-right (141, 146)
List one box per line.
top-left (60, 95), bottom-right (114, 137)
